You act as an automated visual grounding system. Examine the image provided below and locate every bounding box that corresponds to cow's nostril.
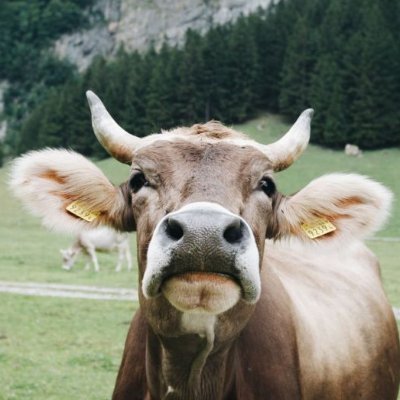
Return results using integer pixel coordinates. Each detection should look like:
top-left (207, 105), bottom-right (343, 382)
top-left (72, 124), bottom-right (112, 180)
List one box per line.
top-left (165, 217), bottom-right (184, 241)
top-left (223, 220), bottom-right (243, 244)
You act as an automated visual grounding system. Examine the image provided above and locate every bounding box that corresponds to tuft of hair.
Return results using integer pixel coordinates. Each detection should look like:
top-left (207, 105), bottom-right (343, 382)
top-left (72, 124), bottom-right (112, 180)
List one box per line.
top-left (163, 121), bottom-right (248, 140)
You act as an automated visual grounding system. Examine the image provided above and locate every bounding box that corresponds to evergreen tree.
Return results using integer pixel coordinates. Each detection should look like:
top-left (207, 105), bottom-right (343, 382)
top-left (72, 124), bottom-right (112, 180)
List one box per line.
top-left (145, 44), bottom-right (178, 131)
top-left (200, 25), bottom-right (231, 121)
top-left (310, 55), bottom-right (341, 145)
top-left (17, 105), bottom-right (43, 154)
top-left (249, 9), bottom-right (279, 110)
top-left (164, 48), bottom-right (187, 125)
top-left (102, 51), bottom-right (131, 124)
top-left (36, 93), bottom-right (65, 148)
top-left (62, 79), bottom-right (95, 155)
top-left (120, 52), bottom-right (152, 137)
top-left (345, 2), bottom-right (400, 148)
top-left (279, 15), bottom-right (317, 119)
top-left (174, 30), bottom-right (206, 124)
top-left (224, 17), bottom-right (259, 122)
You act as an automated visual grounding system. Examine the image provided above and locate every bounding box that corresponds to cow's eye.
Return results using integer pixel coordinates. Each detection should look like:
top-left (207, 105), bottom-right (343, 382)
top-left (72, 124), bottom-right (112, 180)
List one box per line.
top-left (259, 176), bottom-right (276, 197)
top-left (129, 172), bottom-right (149, 193)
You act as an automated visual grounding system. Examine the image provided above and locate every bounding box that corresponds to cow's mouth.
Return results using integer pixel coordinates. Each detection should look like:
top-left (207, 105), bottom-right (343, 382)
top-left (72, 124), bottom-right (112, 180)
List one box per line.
top-left (161, 272), bottom-right (242, 314)
top-left (144, 258), bottom-right (261, 305)
top-left (142, 202), bottom-right (262, 305)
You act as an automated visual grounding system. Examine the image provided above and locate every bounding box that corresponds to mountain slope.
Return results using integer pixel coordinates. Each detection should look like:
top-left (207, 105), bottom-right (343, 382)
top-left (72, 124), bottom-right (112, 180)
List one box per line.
top-left (54, 0), bottom-right (273, 71)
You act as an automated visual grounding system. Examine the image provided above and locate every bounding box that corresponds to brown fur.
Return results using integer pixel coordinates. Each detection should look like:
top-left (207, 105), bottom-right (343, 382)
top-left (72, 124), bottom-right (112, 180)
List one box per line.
top-left (39, 170), bottom-right (66, 185)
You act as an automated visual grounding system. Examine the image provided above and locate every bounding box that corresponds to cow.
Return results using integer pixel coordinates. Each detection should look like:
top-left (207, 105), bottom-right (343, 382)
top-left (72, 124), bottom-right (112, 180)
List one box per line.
top-left (60, 226), bottom-right (132, 272)
top-left (10, 91), bottom-right (400, 400)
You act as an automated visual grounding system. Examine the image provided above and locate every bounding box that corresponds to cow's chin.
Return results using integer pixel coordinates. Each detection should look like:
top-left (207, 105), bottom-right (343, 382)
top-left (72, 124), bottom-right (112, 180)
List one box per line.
top-left (161, 272), bottom-right (241, 315)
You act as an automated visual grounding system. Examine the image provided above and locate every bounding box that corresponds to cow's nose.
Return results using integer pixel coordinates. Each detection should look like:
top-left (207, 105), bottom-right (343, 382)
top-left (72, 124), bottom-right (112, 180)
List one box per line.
top-left (223, 219), bottom-right (244, 244)
top-left (144, 201), bottom-right (261, 303)
top-left (163, 208), bottom-right (246, 247)
top-left (165, 216), bottom-right (184, 241)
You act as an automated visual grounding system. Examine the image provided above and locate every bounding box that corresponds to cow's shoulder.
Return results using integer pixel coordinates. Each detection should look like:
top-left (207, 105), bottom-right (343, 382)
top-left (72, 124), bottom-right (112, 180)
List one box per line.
top-left (263, 239), bottom-right (399, 399)
top-left (265, 238), bottom-right (380, 277)
top-left (264, 238), bottom-right (385, 319)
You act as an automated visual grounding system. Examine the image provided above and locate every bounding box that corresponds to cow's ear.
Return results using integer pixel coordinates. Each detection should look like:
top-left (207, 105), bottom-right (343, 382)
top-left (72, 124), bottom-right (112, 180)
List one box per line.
top-left (9, 149), bottom-right (135, 233)
top-left (277, 173), bottom-right (392, 242)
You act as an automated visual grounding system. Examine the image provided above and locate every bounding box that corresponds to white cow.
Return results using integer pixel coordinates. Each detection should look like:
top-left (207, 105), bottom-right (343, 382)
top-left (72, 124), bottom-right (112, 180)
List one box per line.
top-left (60, 227), bottom-right (132, 272)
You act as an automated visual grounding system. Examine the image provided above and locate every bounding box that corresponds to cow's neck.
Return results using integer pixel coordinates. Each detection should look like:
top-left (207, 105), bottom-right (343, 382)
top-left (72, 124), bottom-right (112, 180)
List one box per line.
top-left (147, 313), bottom-right (236, 400)
top-left (180, 313), bottom-right (216, 387)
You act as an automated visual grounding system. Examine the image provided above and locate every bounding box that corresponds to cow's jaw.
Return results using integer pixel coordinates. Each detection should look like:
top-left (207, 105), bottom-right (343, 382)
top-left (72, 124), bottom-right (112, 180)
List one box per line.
top-left (142, 202), bottom-right (261, 315)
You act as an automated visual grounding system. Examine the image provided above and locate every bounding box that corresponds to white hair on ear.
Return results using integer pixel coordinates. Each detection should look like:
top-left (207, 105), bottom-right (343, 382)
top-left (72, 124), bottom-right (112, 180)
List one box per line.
top-left (9, 148), bottom-right (119, 234)
top-left (278, 173), bottom-right (392, 243)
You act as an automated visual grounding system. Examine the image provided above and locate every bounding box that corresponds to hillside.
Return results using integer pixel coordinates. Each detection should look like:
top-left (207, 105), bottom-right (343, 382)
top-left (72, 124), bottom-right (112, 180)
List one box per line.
top-left (0, 0), bottom-right (273, 162)
top-left (1, 0), bottom-right (399, 165)
top-left (54, 0), bottom-right (273, 71)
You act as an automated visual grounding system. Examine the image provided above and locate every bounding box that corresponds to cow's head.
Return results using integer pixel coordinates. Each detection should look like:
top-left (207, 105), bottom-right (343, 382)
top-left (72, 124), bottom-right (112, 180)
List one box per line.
top-left (10, 91), bottom-right (391, 339)
top-left (60, 248), bottom-right (77, 270)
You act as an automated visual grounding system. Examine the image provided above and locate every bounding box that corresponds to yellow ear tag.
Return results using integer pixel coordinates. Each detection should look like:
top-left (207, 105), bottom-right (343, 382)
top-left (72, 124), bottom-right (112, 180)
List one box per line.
top-left (301, 218), bottom-right (336, 239)
top-left (66, 200), bottom-right (100, 222)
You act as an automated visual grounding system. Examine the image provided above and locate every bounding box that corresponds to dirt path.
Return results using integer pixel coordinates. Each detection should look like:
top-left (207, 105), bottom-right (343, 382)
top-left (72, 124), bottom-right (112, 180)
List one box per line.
top-left (0, 280), bottom-right (399, 320)
top-left (368, 237), bottom-right (400, 242)
top-left (0, 280), bottom-right (138, 301)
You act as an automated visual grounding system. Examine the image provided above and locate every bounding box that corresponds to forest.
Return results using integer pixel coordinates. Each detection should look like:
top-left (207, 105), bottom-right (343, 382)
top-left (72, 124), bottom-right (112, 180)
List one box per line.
top-left (1, 0), bottom-right (400, 162)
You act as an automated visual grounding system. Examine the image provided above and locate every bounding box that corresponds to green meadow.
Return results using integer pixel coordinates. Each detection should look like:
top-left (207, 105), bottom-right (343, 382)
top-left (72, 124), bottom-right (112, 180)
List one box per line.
top-left (0, 114), bottom-right (399, 399)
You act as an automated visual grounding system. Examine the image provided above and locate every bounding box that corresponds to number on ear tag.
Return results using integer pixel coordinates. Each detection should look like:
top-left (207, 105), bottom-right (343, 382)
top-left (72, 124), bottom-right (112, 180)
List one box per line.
top-left (301, 218), bottom-right (336, 239)
top-left (66, 200), bottom-right (100, 222)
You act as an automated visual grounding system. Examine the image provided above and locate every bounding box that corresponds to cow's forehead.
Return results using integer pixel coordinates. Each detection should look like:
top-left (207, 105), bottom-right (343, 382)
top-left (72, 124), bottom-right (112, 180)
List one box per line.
top-left (132, 138), bottom-right (273, 175)
top-left (129, 121), bottom-right (272, 162)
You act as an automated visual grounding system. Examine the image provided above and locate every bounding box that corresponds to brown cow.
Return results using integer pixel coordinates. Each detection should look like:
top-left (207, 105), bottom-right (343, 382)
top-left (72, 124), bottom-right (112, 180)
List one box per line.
top-left (10, 91), bottom-right (400, 400)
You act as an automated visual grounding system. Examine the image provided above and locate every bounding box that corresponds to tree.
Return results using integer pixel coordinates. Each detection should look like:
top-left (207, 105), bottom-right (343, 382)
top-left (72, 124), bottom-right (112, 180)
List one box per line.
top-left (18, 102), bottom-right (45, 153)
top-left (200, 25), bottom-right (231, 121)
top-left (310, 55), bottom-right (345, 146)
top-left (172, 30), bottom-right (206, 124)
top-left (344, 2), bottom-right (400, 148)
top-left (223, 17), bottom-right (259, 122)
top-left (279, 15), bottom-right (317, 119)
top-left (145, 44), bottom-right (179, 131)
top-left (119, 52), bottom-right (153, 137)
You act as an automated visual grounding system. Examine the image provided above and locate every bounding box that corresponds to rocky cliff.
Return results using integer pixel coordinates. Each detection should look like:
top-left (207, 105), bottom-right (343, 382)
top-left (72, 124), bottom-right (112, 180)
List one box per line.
top-left (54, 0), bottom-right (273, 71)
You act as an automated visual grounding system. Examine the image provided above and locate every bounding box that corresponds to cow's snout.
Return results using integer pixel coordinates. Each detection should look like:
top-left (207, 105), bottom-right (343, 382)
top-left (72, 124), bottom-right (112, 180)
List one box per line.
top-left (162, 208), bottom-right (246, 249)
top-left (142, 202), bottom-right (261, 312)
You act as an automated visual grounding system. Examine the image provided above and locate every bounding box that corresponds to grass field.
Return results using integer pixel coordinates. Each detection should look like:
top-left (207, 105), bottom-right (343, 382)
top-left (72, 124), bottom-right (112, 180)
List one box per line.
top-left (1, 113), bottom-right (399, 399)
top-left (0, 294), bottom-right (135, 400)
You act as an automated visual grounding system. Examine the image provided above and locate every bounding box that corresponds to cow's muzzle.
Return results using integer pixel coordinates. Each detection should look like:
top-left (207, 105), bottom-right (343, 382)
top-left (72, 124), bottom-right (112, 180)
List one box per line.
top-left (142, 202), bottom-right (261, 310)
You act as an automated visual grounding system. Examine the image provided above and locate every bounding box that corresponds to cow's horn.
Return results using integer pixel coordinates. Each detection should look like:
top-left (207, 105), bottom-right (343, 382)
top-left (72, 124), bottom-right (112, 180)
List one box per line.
top-left (262, 109), bottom-right (314, 172)
top-left (86, 90), bottom-right (140, 164)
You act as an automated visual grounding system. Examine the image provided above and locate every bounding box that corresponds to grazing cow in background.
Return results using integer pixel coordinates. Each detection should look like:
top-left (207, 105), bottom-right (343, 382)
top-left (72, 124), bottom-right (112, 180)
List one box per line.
top-left (60, 226), bottom-right (132, 272)
top-left (10, 91), bottom-right (400, 400)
